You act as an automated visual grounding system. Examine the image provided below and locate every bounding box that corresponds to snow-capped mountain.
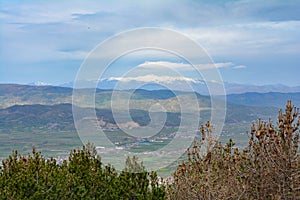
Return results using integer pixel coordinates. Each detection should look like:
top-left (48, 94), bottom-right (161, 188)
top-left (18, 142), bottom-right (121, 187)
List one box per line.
top-left (60, 75), bottom-right (300, 95)
top-left (28, 81), bottom-right (51, 86)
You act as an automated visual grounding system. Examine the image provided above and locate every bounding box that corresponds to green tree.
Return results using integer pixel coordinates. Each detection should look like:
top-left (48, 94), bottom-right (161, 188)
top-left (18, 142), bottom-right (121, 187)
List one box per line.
top-left (0, 143), bottom-right (166, 199)
top-left (124, 156), bottom-right (145, 173)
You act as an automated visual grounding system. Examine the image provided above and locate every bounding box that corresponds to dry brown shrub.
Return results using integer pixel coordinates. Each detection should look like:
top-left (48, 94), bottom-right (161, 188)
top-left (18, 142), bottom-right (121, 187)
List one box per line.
top-left (168, 101), bottom-right (299, 200)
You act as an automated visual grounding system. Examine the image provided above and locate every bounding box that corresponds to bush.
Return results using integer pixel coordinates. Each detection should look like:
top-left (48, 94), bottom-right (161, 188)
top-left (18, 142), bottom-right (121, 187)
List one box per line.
top-left (168, 100), bottom-right (299, 199)
top-left (0, 144), bottom-right (166, 199)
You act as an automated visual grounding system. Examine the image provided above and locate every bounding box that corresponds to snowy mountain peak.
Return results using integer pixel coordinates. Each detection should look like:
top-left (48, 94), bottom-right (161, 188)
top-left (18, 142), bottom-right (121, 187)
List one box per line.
top-left (28, 81), bottom-right (50, 86)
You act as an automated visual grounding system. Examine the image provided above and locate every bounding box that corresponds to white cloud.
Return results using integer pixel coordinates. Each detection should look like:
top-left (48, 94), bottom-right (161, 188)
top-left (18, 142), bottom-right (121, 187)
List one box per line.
top-left (138, 61), bottom-right (189, 69)
top-left (58, 50), bottom-right (88, 60)
top-left (2, 1), bottom-right (299, 65)
top-left (183, 20), bottom-right (300, 56)
top-left (108, 74), bottom-right (197, 83)
top-left (233, 65), bottom-right (247, 69)
top-left (137, 61), bottom-right (234, 70)
top-left (199, 62), bottom-right (234, 69)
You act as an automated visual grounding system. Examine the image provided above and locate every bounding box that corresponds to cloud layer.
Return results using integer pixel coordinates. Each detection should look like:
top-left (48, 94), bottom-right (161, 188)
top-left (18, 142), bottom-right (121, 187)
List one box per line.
top-left (138, 61), bottom-right (241, 70)
top-left (0, 0), bottom-right (299, 86)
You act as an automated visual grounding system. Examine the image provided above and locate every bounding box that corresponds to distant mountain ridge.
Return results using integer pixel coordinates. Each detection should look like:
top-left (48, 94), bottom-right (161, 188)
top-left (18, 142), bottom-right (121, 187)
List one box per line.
top-left (1, 84), bottom-right (300, 109)
top-left (227, 92), bottom-right (300, 108)
top-left (60, 79), bottom-right (300, 94)
top-left (0, 83), bottom-right (285, 126)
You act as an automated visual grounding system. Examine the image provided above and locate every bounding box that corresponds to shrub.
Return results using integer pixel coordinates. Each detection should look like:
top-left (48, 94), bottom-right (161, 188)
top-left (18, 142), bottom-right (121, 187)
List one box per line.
top-left (0, 144), bottom-right (166, 199)
top-left (169, 101), bottom-right (299, 199)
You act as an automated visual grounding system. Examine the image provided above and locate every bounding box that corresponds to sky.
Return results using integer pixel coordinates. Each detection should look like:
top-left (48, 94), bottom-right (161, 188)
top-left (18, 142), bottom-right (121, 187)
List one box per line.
top-left (0, 0), bottom-right (300, 86)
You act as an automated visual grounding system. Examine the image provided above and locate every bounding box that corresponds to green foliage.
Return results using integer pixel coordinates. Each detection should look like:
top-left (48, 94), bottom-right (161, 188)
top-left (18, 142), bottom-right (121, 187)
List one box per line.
top-left (124, 156), bottom-right (145, 173)
top-left (0, 143), bottom-right (166, 199)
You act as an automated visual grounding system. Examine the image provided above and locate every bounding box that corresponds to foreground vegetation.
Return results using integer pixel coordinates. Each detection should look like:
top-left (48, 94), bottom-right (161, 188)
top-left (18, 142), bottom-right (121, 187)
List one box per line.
top-left (169, 100), bottom-right (299, 199)
top-left (0, 101), bottom-right (299, 199)
top-left (0, 144), bottom-right (165, 199)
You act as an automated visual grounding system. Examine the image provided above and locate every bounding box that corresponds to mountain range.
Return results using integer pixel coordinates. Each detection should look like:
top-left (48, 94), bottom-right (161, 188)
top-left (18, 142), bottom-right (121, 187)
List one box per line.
top-left (58, 79), bottom-right (300, 95)
top-left (3, 83), bottom-right (294, 134)
top-left (2, 83), bottom-right (300, 109)
top-left (1, 83), bottom-right (300, 159)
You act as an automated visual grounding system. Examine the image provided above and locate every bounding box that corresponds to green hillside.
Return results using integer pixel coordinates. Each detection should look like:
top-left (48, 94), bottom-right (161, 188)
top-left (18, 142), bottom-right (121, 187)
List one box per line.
top-left (0, 84), bottom-right (284, 159)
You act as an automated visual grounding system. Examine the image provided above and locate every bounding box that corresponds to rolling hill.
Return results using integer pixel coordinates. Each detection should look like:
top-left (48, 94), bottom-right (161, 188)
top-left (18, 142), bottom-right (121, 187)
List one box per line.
top-left (1, 83), bottom-right (292, 159)
top-left (226, 92), bottom-right (300, 108)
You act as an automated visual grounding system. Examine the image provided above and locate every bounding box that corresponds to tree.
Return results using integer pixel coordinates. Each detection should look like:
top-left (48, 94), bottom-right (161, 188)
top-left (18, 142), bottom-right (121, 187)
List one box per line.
top-left (169, 101), bottom-right (300, 199)
top-left (0, 144), bottom-right (166, 199)
top-left (243, 100), bottom-right (300, 199)
top-left (124, 156), bottom-right (145, 173)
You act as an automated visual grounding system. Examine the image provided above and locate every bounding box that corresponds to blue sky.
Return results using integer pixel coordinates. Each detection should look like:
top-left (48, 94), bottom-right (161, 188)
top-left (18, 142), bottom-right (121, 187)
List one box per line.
top-left (0, 0), bottom-right (300, 86)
